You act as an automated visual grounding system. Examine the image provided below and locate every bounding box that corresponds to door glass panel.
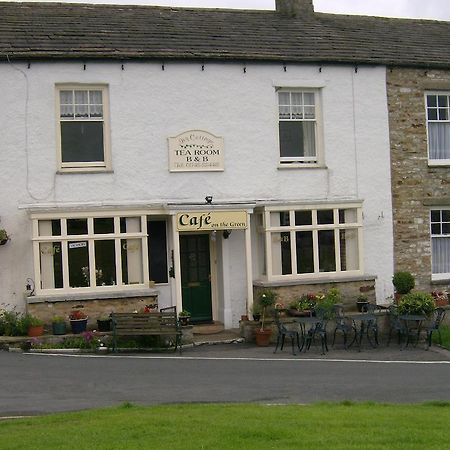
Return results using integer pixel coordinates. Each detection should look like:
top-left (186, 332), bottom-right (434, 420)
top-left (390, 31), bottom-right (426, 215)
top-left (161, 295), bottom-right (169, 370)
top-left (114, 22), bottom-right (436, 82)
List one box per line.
top-left (121, 239), bottom-right (143, 285)
top-left (39, 242), bottom-right (63, 289)
top-left (68, 241), bottom-right (90, 287)
top-left (296, 231), bottom-right (314, 274)
top-left (95, 240), bottom-right (116, 286)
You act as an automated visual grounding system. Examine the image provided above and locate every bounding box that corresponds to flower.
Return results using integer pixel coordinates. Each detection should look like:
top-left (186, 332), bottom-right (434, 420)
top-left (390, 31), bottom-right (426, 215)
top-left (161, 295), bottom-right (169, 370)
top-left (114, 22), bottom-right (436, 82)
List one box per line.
top-left (69, 310), bottom-right (87, 320)
top-left (431, 289), bottom-right (448, 302)
top-left (274, 302), bottom-right (285, 310)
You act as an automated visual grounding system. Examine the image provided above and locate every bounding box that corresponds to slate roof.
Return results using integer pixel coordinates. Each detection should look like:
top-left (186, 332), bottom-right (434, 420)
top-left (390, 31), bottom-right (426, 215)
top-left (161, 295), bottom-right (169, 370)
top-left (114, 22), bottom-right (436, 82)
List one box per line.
top-left (1, 2), bottom-right (450, 68)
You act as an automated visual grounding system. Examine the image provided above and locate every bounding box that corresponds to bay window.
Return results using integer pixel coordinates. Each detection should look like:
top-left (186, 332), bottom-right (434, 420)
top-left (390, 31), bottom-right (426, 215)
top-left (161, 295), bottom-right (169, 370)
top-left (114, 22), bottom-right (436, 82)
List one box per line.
top-left (264, 205), bottom-right (363, 279)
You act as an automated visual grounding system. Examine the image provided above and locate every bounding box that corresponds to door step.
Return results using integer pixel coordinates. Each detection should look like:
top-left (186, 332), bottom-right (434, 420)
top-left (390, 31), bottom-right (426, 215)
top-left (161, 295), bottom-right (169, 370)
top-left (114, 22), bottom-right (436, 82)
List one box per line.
top-left (192, 322), bottom-right (224, 335)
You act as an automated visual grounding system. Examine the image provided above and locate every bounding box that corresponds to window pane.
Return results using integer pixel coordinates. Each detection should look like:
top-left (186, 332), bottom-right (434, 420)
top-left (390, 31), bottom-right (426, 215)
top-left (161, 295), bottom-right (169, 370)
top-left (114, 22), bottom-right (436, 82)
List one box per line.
top-left (94, 218), bottom-right (114, 234)
top-left (39, 242), bottom-right (63, 289)
top-left (431, 210), bottom-right (441, 222)
top-left (442, 210), bottom-right (450, 222)
top-left (303, 92), bottom-right (315, 105)
top-left (121, 239), bottom-right (143, 285)
top-left (318, 230), bottom-right (336, 272)
top-left (295, 210), bottom-right (312, 226)
top-left (339, 229), bottom-right (359, 271)
top-left (428, 108), bottom-right (438, 120)
top-left (438, 95), bottom-right (448, 107)
top-left (296, 231), bottom-right (314, 274)
top-left (74, 90), bottom-right (88, 105)
top-left (68, 241), bottom-right (90, 287)
top-left (278, 92), bottom-right (290, 105)
top-left (61, 122), bottom-right (104, 163)
top-left (270, 211), bottom-right (289, 227)
top-left (38, 220), bottom-right (61, 236)
top-left (271, 232), bottom-right (292, 275)
top-left (75, 104), bottom-right (89, 118)
top-left (95, 240), bottom-right (116, 286)
top-left (67, 218), bottom-right (88, 235)
top-left (431, 223), bottom-right (441, 235)
top-left (120, 217), bottom-right (141, 233)
top-left (443, 223), bottom-right (450, 235)
top-left (148, 220), bottom-right (168, 284)
top-left (427, 95), bottom-right (437, 107)
top-left (432, 237), bottom-right (450, 274)
top-left (291, 92), bottom-right (303, 106)
top-left (317, 210), bottom-right (334, 224)
top-left (438, 108), bottom-right (448, 120)
top-left (339, 209), bottom-right (358, 224)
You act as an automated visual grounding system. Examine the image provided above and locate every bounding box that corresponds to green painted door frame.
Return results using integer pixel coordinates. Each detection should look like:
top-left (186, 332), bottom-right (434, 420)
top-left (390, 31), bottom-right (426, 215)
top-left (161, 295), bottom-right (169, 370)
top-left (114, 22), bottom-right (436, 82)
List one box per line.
top-left (180, 233), bottom-right (212, 323)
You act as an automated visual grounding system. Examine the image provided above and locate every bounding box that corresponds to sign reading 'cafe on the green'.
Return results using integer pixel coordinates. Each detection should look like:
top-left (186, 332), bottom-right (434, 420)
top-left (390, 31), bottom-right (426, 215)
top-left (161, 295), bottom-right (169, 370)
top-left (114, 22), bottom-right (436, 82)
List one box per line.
top-left (177, 211), bottom-right (247, 232)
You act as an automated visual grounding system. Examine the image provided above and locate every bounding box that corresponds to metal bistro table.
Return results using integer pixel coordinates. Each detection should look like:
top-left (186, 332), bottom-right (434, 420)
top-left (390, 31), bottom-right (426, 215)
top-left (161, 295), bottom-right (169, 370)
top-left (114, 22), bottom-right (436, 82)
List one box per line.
top-left (398, 314), bottom-right (426, 349)
top-left (350, 313), bottom-right (378, 351)
top-left (293, 316), bottom-right (328, 354)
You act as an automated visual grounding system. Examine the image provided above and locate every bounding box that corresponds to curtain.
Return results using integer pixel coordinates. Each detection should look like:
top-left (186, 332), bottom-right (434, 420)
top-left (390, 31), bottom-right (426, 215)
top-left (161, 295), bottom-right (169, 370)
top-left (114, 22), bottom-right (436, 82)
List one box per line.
top-left (432, 237), bottom-right (450, 274)
top-left (428, 123), bottom-right (450, 159)
top-left (303, 122), bottom-right (316, 157)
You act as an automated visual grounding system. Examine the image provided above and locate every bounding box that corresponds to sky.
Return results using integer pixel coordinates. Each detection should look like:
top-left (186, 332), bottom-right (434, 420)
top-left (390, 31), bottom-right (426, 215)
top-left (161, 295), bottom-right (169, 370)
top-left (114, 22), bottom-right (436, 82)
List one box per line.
top-left (7, 0), bottom-right (450, 21)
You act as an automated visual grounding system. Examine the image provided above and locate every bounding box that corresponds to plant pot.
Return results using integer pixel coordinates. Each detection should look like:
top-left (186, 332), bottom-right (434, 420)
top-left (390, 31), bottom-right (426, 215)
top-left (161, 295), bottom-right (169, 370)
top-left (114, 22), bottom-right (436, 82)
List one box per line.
top-left (179, 316), bottom-right (190, 326)
top-left (435, 298), bottom-right (449, 307)
top-left (255, 329), bottom-right (272, 346)
top-left (97, 319), bottom-right (111, 332)
top-left (288, 309), bottom-right (311, 317)
top-left (356, 301), bottom-right (369, 312)
top-left (52, 322), bottom-right (66, 335)
top-left (28, 325), bottom-right (44, 337)
top-left (70, 318), bottom-right (88, 334)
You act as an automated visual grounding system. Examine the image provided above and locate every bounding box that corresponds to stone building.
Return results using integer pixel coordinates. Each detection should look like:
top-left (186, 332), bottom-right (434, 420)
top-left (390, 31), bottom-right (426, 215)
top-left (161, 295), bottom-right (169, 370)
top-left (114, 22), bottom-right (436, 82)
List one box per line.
top-left (0, 0), bottom-right (449, 328)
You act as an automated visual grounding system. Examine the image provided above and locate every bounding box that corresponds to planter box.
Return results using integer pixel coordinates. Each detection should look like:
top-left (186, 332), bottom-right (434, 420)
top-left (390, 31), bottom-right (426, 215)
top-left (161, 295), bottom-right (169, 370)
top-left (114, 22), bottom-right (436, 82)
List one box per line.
top-left (70, 318), bottom-right (88, 334)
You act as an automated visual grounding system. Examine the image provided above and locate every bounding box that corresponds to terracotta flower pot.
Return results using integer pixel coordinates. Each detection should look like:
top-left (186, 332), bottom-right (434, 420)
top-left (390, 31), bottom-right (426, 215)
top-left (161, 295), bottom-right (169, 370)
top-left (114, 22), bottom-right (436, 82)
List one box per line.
top-left (28, 325), bottom-right (44, 337)
top-left (255, 329), bottom-right (272, 346)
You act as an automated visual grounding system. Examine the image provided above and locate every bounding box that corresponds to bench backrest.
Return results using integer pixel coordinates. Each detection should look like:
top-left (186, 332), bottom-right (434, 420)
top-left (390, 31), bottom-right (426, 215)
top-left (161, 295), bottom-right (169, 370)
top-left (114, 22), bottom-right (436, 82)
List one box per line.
top-left (111, 312), bottom-right (178, 332)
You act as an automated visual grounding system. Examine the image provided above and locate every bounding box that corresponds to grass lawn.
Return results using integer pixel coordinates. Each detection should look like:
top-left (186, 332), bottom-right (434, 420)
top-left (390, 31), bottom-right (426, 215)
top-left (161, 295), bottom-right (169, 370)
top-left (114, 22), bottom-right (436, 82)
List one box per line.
top-left (433, 324), bottom-right (450, 350)
top-left (1, 402), bottom-right (449, 449)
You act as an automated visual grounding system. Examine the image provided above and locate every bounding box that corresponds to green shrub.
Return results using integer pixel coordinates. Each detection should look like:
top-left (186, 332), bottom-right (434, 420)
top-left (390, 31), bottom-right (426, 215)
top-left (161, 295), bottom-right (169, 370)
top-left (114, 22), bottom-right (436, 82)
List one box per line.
top-left (393, 271), bottom-right (415, 294)
top-left (0, 308), bottom-right (28, 336)
top-left (397, 292), bottom-right (435, 317)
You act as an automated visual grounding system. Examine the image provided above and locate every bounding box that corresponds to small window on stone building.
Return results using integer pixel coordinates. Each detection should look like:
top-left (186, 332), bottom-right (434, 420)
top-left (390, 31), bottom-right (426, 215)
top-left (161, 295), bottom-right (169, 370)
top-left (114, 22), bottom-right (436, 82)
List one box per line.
top-left (426, 92), bottom-right (450, 165)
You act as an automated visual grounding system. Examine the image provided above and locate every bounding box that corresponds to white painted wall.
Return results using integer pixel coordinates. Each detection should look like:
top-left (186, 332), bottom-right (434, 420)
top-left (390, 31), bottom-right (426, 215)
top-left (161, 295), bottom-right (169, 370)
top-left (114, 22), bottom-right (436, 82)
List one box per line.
top-left (0, 60), bottom-right (394, 317)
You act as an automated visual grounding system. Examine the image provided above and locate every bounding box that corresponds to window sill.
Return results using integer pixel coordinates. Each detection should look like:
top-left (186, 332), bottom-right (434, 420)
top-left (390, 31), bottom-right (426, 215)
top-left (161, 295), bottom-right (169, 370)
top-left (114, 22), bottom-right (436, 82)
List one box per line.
top-left (431, 277), bottom-right (450, 285)
top-left (57, 168), bottom-right (114, 175)
top-left (27, 288), bottom-right (159, 304)
top-left (254, 274), bottom-right (376, 287)
top-left (277, 164), bottom-right (327, 170)
top-left (428, 161), bottom-right (450, 167)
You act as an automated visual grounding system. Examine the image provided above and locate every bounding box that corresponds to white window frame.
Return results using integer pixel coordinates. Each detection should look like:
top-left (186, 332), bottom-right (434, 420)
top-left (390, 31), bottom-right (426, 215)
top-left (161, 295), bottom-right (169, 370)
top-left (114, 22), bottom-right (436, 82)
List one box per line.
top-left (430, 208), bottom-right (450, 281)
top-left (425, 91), bottom-right (450, 166)
top-left (277, 88), bottom-right (323, 167)
top-left (262, 203), bottom-right (363, 281)
top-left (56, 84), bottom-right (112, 173)
top-left (31, 211), bottom-right (150, 295)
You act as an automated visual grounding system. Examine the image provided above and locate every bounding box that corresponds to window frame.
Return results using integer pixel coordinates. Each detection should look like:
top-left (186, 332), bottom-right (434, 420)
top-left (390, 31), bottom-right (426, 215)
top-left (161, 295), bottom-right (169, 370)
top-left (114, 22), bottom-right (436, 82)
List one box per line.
top-left (425, 91), bottom-right (450, 166)
top-left (31, 211), bottom-right (154, 295)
top-left (261, 203), bottom-right (363, 281)
top-left (56, 84), bottom-right (112, 173)
top-left (277, 88), bottom-right (323, 168)
top-left (430, 208), bottom-right (450, 281)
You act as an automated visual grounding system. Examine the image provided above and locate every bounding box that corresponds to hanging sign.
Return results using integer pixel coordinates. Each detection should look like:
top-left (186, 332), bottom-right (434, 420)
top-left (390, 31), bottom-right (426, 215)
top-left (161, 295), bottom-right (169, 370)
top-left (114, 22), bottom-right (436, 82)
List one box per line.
top-left (168, 130), bottom-right (224, 172)
top-left (177, 211), bottom-right (247, 232)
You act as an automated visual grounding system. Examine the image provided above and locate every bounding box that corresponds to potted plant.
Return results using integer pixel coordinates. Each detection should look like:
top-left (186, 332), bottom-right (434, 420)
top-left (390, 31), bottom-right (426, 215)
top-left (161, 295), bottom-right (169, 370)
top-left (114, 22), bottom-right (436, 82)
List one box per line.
top-left (178, 310), bottom-right (191, 326)
top-left (25, 314), bottom-right (45, 337)
top-left (51, 316), bottom-right (66, 335)
top-left (314, 288), bottom-right (341, 319)
top-left (397, 292), bottom-right (435, 317)
top-left (69, 309), bottom-right (88, 334)
top-left (96, 314), bottom-right (112, 332)
top-left (255, 289), bottom-right (277, 346)
top-left (431, 289), bottom-right (449, 307)
top-left (356, 294), bottom-right (369, 312)
top-left (288, 293), bottom-right (316, 317)
top-left (0, 229), bottom-right (9, 246)
top-left (392, 271), bottom-right (415, 302)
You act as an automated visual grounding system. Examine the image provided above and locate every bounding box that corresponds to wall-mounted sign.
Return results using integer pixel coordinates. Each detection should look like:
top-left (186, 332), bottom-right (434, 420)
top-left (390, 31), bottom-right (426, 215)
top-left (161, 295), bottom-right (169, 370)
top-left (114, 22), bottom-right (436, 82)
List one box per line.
top-left (177, 211), bottom-right (247, 232)
top-left (168, 130), bottom-right (224, 172)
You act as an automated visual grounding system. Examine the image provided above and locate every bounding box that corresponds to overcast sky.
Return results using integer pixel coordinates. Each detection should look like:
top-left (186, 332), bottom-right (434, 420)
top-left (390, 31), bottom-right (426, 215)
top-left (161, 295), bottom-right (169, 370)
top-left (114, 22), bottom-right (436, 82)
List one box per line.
top-left (5, 0), bottom-right (450, 21)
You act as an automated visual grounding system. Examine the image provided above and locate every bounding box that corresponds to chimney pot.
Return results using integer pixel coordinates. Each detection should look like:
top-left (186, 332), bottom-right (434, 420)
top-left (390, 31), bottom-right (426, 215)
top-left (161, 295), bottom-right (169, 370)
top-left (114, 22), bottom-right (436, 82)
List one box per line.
top-left (275, 0), bottom-right (314, 17)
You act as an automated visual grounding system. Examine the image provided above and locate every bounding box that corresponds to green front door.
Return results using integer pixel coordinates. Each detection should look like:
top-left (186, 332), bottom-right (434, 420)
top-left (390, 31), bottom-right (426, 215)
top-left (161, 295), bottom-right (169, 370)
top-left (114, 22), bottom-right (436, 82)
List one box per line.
top-left (180, 234), bottom-right (212, 323)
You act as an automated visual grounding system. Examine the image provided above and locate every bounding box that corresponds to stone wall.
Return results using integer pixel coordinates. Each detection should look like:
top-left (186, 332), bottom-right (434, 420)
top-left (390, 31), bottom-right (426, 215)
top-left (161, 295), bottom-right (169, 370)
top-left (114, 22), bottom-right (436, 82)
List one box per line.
top-left (27, 295), bottom-right (158, 328)
top-left (254, 278), bottom-right (376, 311)
top-left (387, 68), bottom-right (450, 291)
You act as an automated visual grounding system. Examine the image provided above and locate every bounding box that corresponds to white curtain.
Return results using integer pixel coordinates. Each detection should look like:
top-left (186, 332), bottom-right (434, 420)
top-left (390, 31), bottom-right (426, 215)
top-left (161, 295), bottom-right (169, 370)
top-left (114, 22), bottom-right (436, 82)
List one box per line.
top-left (432, 237), bottom-right (450, 274)
top-left (428, 123), bottom-right (450, 159)
top-left (303, 122), bottom-right (316, 157)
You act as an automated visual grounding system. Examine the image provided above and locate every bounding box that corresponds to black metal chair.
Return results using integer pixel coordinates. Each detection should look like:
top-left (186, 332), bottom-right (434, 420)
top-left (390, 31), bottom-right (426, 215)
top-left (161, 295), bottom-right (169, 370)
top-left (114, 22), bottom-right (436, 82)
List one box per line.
top-left (273, 311), bottom-right (301, 355)
top-left (360, 303), bottom-right (379, 347)
top-left (425, 308), bottom-right (446, 349)
top-left (387, 304), bottom-right (406, 346)
top-left (304, 306), bottom-right (328, 355)
top-left (332, 304), bottom-right (356, 348)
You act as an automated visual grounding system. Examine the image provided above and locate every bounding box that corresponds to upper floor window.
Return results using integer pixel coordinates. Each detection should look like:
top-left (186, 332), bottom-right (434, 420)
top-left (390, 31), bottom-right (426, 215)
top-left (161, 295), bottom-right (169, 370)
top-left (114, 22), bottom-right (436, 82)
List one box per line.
top-left (57, 85), bottom-right (111, 172)
top-left (278, 90), bottom-right (320, 165)
top-left (431, 209), bottom-right (450, 280)
top-left (426, 92), bottom-right (450, 165)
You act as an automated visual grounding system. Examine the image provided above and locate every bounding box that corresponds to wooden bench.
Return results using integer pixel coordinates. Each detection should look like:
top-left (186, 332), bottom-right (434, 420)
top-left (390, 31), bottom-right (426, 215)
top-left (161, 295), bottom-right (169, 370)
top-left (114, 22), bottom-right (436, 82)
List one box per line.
top-left (111, 307), bottom-right (182, 353)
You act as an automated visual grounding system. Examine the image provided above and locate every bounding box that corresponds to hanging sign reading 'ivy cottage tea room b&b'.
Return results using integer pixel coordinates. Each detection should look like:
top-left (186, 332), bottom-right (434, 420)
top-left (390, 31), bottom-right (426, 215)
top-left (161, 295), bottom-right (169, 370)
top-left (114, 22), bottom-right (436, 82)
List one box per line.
top-left (168, 130), bottom-right (224, 172)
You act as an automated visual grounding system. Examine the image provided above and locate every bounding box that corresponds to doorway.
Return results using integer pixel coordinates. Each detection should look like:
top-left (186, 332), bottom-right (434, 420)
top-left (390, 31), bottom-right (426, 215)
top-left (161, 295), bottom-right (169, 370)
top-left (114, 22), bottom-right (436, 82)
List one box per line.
top-left (180, 234), bottom-right (212, 323)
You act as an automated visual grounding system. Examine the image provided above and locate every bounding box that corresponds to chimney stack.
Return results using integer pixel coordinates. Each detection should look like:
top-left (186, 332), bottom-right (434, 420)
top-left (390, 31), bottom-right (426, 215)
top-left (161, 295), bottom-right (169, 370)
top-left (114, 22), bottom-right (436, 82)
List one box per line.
top-left (275, 0), bottom-right (314, 17)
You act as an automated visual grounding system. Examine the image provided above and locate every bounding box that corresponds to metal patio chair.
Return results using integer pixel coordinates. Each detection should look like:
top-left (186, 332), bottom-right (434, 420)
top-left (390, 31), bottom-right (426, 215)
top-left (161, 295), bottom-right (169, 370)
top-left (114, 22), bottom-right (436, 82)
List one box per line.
top-left (273, 311), bottom-right (301, 355)
top-left (425, 307), bottom-right (446, 349)
top-left (332, 304), bottom-right (356, 348)
top-left (304, 306), bottom-right (329, 355)
top-left (387, 304), bottom-right (406, 346)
